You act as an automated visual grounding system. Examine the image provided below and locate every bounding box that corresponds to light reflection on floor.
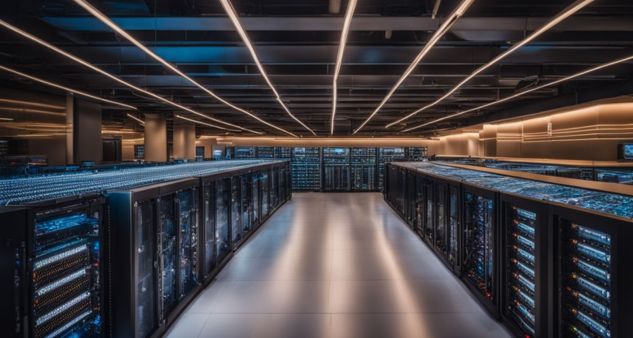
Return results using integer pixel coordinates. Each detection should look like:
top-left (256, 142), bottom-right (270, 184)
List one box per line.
top-left (165, 193), bottom-right (511, 338)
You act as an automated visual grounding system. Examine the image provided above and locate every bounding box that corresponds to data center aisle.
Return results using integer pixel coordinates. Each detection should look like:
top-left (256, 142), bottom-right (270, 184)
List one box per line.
top-left (166, 193), bottom-right (510, 338)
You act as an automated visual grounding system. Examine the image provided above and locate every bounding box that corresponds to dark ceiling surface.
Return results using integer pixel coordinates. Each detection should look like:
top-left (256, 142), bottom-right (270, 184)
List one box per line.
top-left (0, 0), bottom-right (632, 136)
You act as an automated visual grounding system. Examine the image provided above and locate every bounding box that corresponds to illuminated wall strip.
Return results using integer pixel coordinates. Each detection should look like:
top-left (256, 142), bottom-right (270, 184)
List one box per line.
top-left (402, 53), bottom-right (633, 132)
top-left (0, 106), bottom-right (66, 117)
top-left (331, 0), bottom-right (357, 135)
top-left (0, 98), bottom-right (64, 110)
top-left (219, 0), bottom-right (316, 136)
top-left (0, 20), bottom-right (259, 134)
top-left (174, 114), bottom-right (238, 132)
top-left (389, 0), bottom-right (594, 128)
top-left (353, 0), bottom-right (475, 134)
top-left (126, 113), bottom-right (145, 126)
top-left (72, 0), bottom-right (295, 138)
top-left (0, 65), bottom-right (135, 110)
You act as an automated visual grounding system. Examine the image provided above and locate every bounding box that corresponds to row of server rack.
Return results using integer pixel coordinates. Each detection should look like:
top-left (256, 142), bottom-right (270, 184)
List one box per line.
top-left (230, 146), bottom-right (426, 191)
top-left (0, 160), bottom-right (292, 338)
top-left (384, 161), bottom-right (633, 338)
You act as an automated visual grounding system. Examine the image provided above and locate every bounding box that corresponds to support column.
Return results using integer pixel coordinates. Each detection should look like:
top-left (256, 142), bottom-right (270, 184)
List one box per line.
top-left (67, 96), bottom-right (102, 164)
top-left (173, 121), bottom-right (196, 160)
top-left (144, 114), bottom-right (168, 162)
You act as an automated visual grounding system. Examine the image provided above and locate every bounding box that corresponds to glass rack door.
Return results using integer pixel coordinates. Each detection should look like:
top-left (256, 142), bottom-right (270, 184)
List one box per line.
top-left (435, 184), bottom-right (447, 256)
top-left (158, 196), bottom-right (177, 319)
top-left (202, 184), bottom-right (216, 277)
top-left (215, 179), bottom-right (231, 264)
top-left (230, 176), bottom-right (241, 248)
top-left (177, 189), bottom-right (198, 299)
top-left (463, 192), bottom-right (495, 303)
top-left (135, 201), bottom-right (156, 338)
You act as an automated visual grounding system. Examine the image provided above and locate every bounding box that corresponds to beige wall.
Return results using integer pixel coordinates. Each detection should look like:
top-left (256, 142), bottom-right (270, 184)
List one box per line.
top-left (28, 136), bottom-right (67, 166)
top-left (437, 102), bottom-right (633, 161)
top-left (144, 114), bottom-right (167, 162)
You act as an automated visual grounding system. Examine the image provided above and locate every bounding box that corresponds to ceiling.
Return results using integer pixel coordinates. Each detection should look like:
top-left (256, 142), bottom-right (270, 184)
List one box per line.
top-left (0, 0), bottom-right (632, 137)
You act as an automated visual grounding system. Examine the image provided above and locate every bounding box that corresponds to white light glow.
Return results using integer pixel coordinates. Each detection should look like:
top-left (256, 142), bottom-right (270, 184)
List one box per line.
top-left (331, 0), bottom-right (358, 135)
top-left (388, 0), bottom-right (594, 128)
top-left (352, 0), bottom-right (475, 134)
top-left (126, 113), bottom-right (145, 126)
top-left (72, 0), bottom-right (295, 137)
top-left (402, 53), bottom-right (633, 132)
top-left (0, 19), bottom-right (261, 134)
top-left (219, 0), bottom-right (316, 135)
top-left (175, 114), bottom-right (239, 132)
top-left (0, 65), bottom-right (135, 110)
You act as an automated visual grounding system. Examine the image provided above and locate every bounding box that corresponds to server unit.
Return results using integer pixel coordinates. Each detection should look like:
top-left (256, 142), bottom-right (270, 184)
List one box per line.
top-left (350, 147), bottom-right (377, 191)
top-left (323, 147), bottom-right (351, 191)
top-left (108, 178), bottom-right (200, 338)
top-left (462, 185), bottom-right (498, 315)
top-left (0, 195), bottom-right (106, 338)
top-left (378, 147), bottom-right (406, 191)
top-left (500, 196), bottom-right (547, 338)
top-left (291, 147), bottom-right (321, 191)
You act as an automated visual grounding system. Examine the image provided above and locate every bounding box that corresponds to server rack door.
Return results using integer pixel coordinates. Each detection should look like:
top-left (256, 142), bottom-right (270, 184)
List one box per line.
top-left (261, 170), bottom-right (270, 217)
top-left (415, 176), bottom-right (425, 237)
top-left (176, 188), bottom-right (199, 299)
top-left (230, 176), bottom-right (242, 248)
top-left (270, 168), bottom-right (278, 209)
top-left (252, 172), bottom-right (260, 226)
top-left (501, 198), bottom-right (544, 338)
top-left (0, 209), bottom-right (27, 338)
top-left (157, 196), bottom-right (177, 320)
top-left (448, 185), bottom-right (460, 271)
top-left (556, 211), bottom-right (615, 338)
top-left (30, 200), bottom-right (105, 338)
top-left (134, 200), bottom-right (157, 338)
top-left (240, 174), bottom-right (253, 235)
top-left (462, 189), bottom-right (497, 311)
top-left (435, 184), bottom-right (448, 257)
top-left (424, 182), bottom-right (434, 244)
top-left (202, 183), bottom-right (216, 279)
top-left (215, 179), bottom-right (231, 265)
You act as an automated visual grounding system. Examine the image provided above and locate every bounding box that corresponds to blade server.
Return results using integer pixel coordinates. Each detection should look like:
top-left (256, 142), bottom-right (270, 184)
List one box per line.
top-left (0, 195), bottom-right (105, 338)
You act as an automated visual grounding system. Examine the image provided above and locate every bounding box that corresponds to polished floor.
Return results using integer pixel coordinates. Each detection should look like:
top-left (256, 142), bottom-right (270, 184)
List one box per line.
top-left (166, 193), bottom-right (511, 338)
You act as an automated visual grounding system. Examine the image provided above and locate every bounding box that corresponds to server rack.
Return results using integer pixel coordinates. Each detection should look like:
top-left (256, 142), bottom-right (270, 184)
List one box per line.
top-left (462, 184), bottom-right (498, 316)
top-left (108, 178), bottom-right (200, 338)
top-left (378, 147), bottom-right (406, 191)
top-left (255, 147), bottom-right (274, 159)
top-left (233, 147), bottom-right (256, 159)
top-left (0, 195), bottom-right (106, 338)
top-left (552, 206), bottom-right (633, 338)
top-left (350, 147), bottom-right (377, 191)
top-left (323, 147), bottom-right (351, 191)
top-left (500, 195), bottom-right (548, 338)
top-left (384, 161), bottom-right (633, 338)
top-left (432, 177), bottom-right (461, 272)
top-left (291, 147), bottom-right (321, 191)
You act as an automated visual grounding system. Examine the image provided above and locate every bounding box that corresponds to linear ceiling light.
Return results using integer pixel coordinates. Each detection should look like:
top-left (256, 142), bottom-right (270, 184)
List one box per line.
top-left (0, 65), bottom-right (136, 110)
top-left (0, 117), bottom-right (14, 121)
top-left (174, 114), bottom-right (238, 132)
top-left (0, 98), bottom-right (65, 110)
top-left (402, 53), bottom-right (633, 133)
top-left (126, 113), bottom-right (145, 126)
top-left (0, 20), bottom-right (260, 134)
top-left (72, 0), bottom-right (295, 138)
top-left (386, 0), bottom-right (594, 129)
top-left (352, 0), bottom-right (475, 135)
top-left (219, 0), bottom-right (316, 136)
top-left (331, 0), bottom-right (358, 135)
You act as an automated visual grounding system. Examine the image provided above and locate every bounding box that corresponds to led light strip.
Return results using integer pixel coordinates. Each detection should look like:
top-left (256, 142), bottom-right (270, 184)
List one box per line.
top-left (71, 0), bottom-right (295, 138)
top-left (0, 20), bottom-right (259, 134)
top-left (175, 114), bottom-right (239, 132)
top-left (0, 65), bottom-right (135, 110)
top-left (0, 98), bottom-right (64, 110)
top-left (0, 106), bottom-right (65, 117)
top-left (126, 113), bottom-right (145, 126)
top-left (388, 0), bottom-right (595, 128)
top-left (353, 0), bottom-right (475, 134)
top-left (402, 53), bottom-right (633, 132)
top-left (331, 0), bottom-right (357, 135)
top-left (219, 0), bottom-right (316, 136)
